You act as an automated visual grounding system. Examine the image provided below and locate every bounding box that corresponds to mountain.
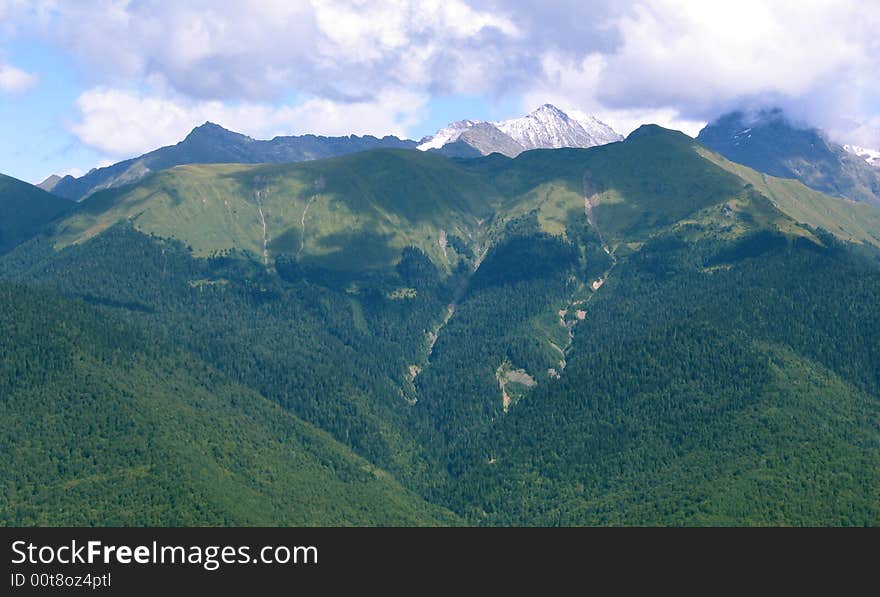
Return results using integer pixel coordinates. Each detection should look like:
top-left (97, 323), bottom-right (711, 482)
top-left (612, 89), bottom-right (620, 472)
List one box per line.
top-left (416, 119), bottom-right (483, 151)
top-left (52, 128), bottom-right (880, 276)
top-left (433, 123), bottom-right (526, 158)
top-left (845, 144), bottom-right (880, 168)
top-left (52, 150), bottom-right (500, 274)
top-left (417, 119), bottom-right (525, 158)
top-left (697, 109), bottom-right (880, 208)
top-left (50, 105), bottom-right (620, 201)
top-left (50, 123), bottom-right (418, 201)
top-left (495, 104), bottom-right (623, 150)
top-left (2, 127), bottom-right (878, 526)
top-left (418, 104), bottom-right (622, 158)
top-left (37, 174), bottom-right (62, 192)
top-left (0, 173), bottom-right (73, 255)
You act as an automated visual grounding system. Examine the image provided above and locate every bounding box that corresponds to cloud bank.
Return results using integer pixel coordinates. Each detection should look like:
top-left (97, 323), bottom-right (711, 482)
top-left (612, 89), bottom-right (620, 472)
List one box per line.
top-left (71, 87), bottom-right (428, 157)
top-left (6, 0), bottom-right (880, 156)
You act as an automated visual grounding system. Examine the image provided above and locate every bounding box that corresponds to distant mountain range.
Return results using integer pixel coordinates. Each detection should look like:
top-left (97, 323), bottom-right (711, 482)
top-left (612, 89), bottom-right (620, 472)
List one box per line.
top-left (43, 104), bottom-right (623, 201)
top-left (45, 125), bottom-right (419, 201)
top-left (697, 108), bottom-right (880, 207)
top-left (35, 103), bottom-right (880, 212)
top-left (418, 104), bottom-right (623, 157)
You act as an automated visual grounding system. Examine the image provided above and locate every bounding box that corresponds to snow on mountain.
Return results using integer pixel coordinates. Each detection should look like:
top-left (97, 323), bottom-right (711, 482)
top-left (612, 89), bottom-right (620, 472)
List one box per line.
top-left (417, 120), bottom-right (481, 151)
top-left (495, 104), bottom-right (623, 151)
top-left (417, 105), bottom-right (622, 155)
top-left (844, 144), bottom-right (880, 168)
top-left (567, 109), bottom-right (627, 146)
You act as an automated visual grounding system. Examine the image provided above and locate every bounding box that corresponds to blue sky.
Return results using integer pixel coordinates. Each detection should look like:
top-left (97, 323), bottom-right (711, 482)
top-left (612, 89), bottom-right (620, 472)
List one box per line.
top-left (2, 0), bottom-right (879, 184)
top-left (0, 39), bottom-right (107, 181)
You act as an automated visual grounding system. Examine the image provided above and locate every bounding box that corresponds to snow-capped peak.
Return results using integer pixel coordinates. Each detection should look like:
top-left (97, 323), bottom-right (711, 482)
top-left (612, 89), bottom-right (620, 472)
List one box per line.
top-left (416, 104), bottom-right (622, 155)
top-left (417, 119), bottom-right (483, 151)
top-left (844, 144), bottom-right (880, 168)
top-left (495, 104), bottom-right (622, 151)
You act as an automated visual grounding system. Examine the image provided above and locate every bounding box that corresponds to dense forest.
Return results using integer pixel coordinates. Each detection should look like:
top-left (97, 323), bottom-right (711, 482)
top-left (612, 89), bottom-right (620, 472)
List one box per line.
top-left (0, 279), bottom-right (458, 526)
top-left (442, 231), bottom-right (880, 525)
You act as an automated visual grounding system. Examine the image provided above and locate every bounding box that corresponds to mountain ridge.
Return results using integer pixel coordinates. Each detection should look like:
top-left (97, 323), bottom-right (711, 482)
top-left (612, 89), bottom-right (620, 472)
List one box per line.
top-left (49, 124), bottom-right (418, 202)
top-left (418, 104), bottom-right (622, 158)
top-left (43, 126), bottom-right (880, 278)
top-left (49, 103), bottom-right (621, 202)
top-left (697, 108), bottom-right (880, 207)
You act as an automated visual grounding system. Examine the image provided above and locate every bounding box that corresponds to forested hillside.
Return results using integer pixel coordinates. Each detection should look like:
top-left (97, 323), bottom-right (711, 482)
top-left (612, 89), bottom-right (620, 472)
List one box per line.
top-left (441, 232), bottom-right (880, 525)
top-left (0, 282), bottom-right (458, 526)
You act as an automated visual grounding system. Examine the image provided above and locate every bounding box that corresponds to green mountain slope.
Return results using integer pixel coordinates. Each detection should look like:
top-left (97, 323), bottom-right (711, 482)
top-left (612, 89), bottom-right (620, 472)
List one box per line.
top-left (697, 147), bottom-right (880, 246)
top-left (0, 173), bottom-right (72, 255)
top-left (50, 122), bottom-right (418, 201)
top-left (53, 128), bottom-right (880, 279)
top-left (0, 283), bottom-right (458, 526)
top-left (55, 150), bottom-right (499, 276)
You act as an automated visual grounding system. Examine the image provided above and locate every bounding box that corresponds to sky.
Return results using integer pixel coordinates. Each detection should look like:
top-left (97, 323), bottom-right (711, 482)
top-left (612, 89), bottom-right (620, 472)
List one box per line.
top-left (1, 0), bottom-right (879, 183)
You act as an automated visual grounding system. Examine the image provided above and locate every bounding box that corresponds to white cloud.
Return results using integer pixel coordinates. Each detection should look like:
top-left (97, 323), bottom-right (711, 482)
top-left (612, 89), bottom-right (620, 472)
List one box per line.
top-left (599, 1), bottom-right (880, 142)
top-left (511, 1), bottom-right (880, 144)
top-left (596, 1), bottom-right (876, 114)
top-left (32, 0), bottom-right (518, 102)
top-left (840, 120), bottom-right (880, 151)
top-left (521, 52), bottom-right (706, 136)
top-left (71, 87), bottom-right (428, 157)
top-left (8, 0), bottom-right (880, 149)
top-left (0, 61), bottom-right (37, 94)
top-left (594, 108), bottom-right (705, 138)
